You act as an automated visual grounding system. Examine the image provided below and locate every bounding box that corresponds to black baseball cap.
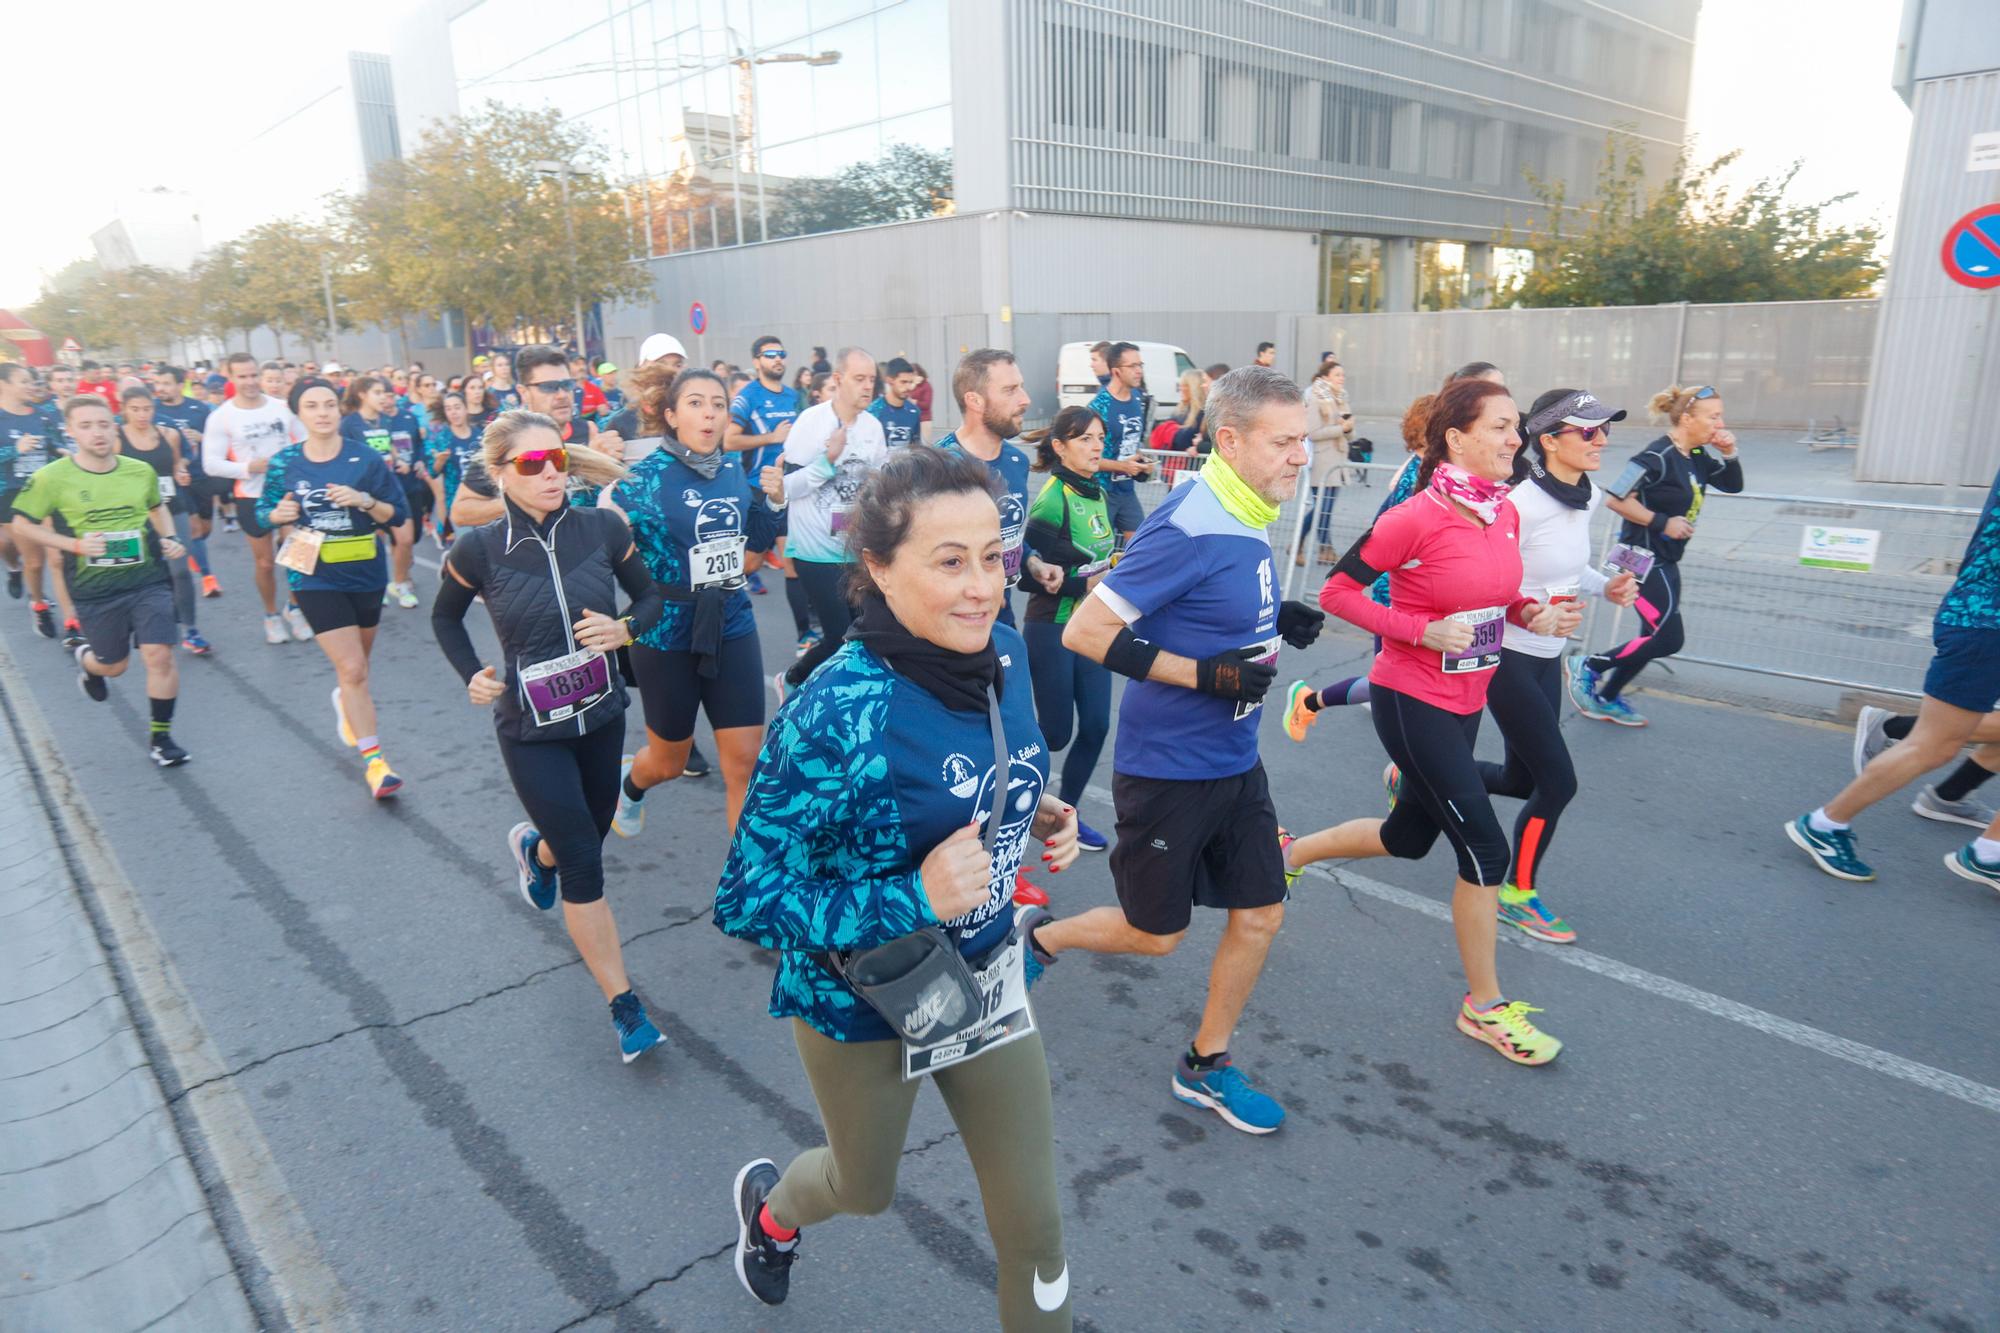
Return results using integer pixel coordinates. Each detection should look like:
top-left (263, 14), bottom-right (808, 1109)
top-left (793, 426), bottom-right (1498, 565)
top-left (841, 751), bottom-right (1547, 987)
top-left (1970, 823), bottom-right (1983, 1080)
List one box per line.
top-left (1523, 390), bottom-right (1625, 441)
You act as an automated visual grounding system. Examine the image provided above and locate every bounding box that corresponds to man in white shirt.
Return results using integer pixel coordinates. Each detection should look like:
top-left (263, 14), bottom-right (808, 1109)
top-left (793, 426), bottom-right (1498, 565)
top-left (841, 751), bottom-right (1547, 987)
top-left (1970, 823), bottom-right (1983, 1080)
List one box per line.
top-left (778, 347), bottom-right (887, 692)
top-left (202, 352), bottom-right (309, 644)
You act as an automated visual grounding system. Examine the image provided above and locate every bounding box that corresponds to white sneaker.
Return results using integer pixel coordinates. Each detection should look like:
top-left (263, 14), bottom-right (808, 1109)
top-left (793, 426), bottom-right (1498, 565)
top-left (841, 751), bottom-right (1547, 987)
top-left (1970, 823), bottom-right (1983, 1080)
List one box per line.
top-left (264, 613), bottom-right (289, 645)
top-left (1851, 704), bottom-right (1894, 777)
top-left (283, 603), bottom-right (314, 641)
top-left (393, 581), bottom-right (420, 610)
top-left (611, 755), bottom-right (645, 838)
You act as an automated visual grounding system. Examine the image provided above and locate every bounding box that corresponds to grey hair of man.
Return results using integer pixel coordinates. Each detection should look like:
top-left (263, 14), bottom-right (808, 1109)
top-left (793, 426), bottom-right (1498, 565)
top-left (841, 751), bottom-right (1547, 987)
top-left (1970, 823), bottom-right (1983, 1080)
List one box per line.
top-left (1207, 365), bottom-right (1309, 506)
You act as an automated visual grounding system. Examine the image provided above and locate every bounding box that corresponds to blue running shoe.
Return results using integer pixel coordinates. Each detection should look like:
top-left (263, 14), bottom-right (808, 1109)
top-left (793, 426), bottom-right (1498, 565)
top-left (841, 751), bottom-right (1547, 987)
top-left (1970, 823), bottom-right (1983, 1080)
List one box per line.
top-left (1783, 815), bottom-right (1875, 882)
top-left (508, 821), bottom-right (559, 910)
top-left (1075, 820), bottom-right (1107, 852)
top-left (1595, 694), bottom-right (1647, 727)
top-left (745, 570), bottom-right (767, 596)
top-left (610, 990), bottom-right (665, 1063)
top-left (180, 629), bottom-right (214, 656)
top-left (1565, 655), bottom-right (1610, 719)
top-left (1943, 844), bottom-right (2000, 893)
top-left (1172, 1053), bottom-right (1284, 1135)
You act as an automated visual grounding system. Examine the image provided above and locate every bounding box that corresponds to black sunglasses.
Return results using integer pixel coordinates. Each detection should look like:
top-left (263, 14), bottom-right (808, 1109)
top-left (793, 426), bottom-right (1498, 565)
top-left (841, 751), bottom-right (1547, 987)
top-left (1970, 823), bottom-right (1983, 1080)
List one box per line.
top-left (760, 349), bottom-right (787, 360)
top-left (526, 378), bottom-right (577, 394)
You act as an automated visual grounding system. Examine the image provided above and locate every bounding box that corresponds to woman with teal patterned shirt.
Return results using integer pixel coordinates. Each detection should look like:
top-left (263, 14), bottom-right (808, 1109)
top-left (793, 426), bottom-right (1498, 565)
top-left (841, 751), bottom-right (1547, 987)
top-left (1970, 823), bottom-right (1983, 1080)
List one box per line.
top-left (717, 447), bottom-right (1080, 1330)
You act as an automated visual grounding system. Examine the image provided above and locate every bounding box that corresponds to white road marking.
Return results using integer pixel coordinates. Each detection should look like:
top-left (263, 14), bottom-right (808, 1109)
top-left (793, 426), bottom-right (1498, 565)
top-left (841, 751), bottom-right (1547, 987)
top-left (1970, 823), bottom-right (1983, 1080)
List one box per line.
top-left (1082, 785), bottom-right (2000, 1117)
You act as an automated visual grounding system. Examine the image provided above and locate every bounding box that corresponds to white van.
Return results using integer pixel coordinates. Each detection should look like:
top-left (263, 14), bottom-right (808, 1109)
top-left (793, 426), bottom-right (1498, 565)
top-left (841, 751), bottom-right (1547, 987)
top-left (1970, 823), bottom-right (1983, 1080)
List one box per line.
top-left (1056, 340), bottom-right (1198, 414)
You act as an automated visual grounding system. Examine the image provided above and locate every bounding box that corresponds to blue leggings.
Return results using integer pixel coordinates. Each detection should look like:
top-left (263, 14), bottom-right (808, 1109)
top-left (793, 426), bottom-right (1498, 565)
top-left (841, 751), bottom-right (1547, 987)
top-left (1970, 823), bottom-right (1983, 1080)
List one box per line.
top-left (1023, 619), bottom-right (1112, 807)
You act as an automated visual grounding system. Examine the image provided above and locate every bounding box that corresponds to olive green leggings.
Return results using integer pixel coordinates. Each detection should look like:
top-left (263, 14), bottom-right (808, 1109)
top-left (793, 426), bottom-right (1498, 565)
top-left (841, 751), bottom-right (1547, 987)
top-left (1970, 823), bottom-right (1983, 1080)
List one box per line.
top-left (768, 1019), bottom-right (1072, 1331)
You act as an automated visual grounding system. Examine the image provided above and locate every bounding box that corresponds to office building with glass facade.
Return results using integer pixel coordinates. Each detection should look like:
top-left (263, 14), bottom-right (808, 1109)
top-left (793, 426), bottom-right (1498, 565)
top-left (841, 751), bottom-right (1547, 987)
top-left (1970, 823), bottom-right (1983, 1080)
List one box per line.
top-left (387, 0), bottom-right (1696, 408)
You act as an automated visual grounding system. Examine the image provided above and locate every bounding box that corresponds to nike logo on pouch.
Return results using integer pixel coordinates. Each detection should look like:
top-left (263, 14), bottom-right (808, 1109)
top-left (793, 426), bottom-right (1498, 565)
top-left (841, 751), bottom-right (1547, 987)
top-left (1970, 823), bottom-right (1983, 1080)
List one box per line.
top-left (1033, 1263), bottom-right (1069, 1312)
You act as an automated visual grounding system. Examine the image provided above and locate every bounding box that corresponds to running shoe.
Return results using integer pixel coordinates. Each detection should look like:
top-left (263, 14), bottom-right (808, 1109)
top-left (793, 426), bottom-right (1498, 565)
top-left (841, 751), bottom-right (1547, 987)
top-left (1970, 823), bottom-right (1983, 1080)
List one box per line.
top-left (1943, 844), bottom-right (2000, 893)
top-left (1075, 820), bottom-right (1107, 852)
top-left (1912, 784), bottom-right (1995, 829)
top-left (1456, 996), bottom-right (1562, 1066)
top-left (732, 1158), bottom-right (797, 1306)
top-left (771, 670), bottom-right (789, 707)
top-left (1594, 695), bottom-right (1647, 727)
top-left (610, 990), bottom-right (665, 1063)
top-left (76, 644), bottom-right (108, 702)
top-left (1382, 761), bottom-right (1402, 810)
top-left (1564, 655), bottom-right (1610, 720)
top-left (5, 567), bottom-right (20, 599)
top-left (392, 581), bottom-right (420, 610)
top-left (222, 514), bottom-right (239, 534)
top-left (1283, 680), bottom-right (1319, 743)
top-left (332, 687), bottom-right (356, 747)
top-left (31, 601), bottom-right (55, 639)
top-left (745, 570), bottom-right (766, 596)
top-left (683, 742), bottom-right (712, 778)
top-left (61, 622), bottom-right (84, 650)
top-left (1012, 869), bottom-right (1049, 909)
top-left (1279, 830), bottom-right (1304, 889)
top-left (507, 822), bottom-right (559, 911)
top-left (793, 630), bottom-right (820, 659)
top-left (1016, 903), bottom-right (1055, 989)
top-left (612, 755), bottom-right (645, 839)
top-left (1783, 814), bottom-right (1876, 882)
top-left (149, 736), bottom-right (190, 768)
top-left (365, 756), bottom-right (403, 800)
top-left (1497, 884), bottom-right (1575, 944)
top-left (1171, 1052), bottom-right (1285, 1135)
top-left (1851, 704), bottom-right (1894, 777)
top-left (180, 630), bottom-right (214, 656)
top-left (283, 604), bottom-right (314, 641)
top-left (264, 613), bottom-right (289, 646)
top-left (200, 573), bottom-right (223, 598)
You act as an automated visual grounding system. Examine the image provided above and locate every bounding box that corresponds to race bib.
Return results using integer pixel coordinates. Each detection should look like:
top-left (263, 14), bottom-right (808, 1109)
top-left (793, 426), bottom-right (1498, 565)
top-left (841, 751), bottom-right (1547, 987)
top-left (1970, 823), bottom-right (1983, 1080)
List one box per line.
top-left (689, 535), bottom-right (746, 588)
top-left (13, 438), bottom-right (43, 479)
top-left (1233, 634), bottom-right (1283, 721)
top-left (901, 935), bottom-right (1036, 1080)
top-left (829, 502), bottom-right (853, 535)
top-left (1442, 606), bottom-right (1505, 674)
top-left (86, 529), bottom-right (146, 567)
top-left (320, 533), bottom-right (377, 564)
top-left (275, 529), bottom-right (322, 574)
top-left (1606, 542), bottom-right (1656, 581)
top-left (520, 648), bottom-right (612, 727)
top-left (1001, 539), bottom-right (1023, 586)
top-left (156, 475), bottom-right (177, 501)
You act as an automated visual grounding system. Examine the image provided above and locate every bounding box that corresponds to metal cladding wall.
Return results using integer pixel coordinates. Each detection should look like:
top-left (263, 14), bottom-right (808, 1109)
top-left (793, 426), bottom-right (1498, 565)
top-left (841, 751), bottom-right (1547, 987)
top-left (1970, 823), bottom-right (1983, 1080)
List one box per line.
top-left (1004, 0), bottom-right (1694, 239)
top-left (1859, 69), bottom-right (2000, 486)
top-left (1298, 300), bottom-right (1877, 429)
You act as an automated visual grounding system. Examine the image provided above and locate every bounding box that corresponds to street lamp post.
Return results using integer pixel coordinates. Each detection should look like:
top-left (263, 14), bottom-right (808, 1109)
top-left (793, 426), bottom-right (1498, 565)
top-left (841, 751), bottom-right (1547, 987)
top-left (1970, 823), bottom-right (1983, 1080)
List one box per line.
top-left (534, 160), bottom-right (588, 359)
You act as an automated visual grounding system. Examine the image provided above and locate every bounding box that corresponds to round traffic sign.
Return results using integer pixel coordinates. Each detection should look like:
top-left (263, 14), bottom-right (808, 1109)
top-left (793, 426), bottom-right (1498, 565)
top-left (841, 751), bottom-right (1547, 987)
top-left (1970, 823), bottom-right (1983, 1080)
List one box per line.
top-left (1941, 205), bottom-right (2000, 290)
top-left (688, 301), bottom-right (707, 334)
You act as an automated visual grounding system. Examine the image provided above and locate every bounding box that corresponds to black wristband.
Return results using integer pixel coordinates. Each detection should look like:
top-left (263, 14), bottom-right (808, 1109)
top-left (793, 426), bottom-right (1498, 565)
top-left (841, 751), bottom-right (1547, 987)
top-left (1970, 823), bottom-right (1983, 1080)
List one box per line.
top-left (1646, 511), bottom-right (1667, 535)
top-left (1103, 626), bottom-right (1160, 681)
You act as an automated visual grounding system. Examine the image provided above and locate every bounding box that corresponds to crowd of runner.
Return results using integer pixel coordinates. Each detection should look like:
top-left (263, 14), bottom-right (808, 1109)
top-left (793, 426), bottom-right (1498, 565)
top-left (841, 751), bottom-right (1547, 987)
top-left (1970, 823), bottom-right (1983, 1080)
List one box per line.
top-left (8, 333), bottom-right (2000, 1331)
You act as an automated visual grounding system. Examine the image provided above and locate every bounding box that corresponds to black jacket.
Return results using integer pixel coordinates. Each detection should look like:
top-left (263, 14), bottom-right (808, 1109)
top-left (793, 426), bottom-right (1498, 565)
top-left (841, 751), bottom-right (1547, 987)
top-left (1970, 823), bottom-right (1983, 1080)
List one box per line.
top-left (432, 497), bottom-right (663, 743)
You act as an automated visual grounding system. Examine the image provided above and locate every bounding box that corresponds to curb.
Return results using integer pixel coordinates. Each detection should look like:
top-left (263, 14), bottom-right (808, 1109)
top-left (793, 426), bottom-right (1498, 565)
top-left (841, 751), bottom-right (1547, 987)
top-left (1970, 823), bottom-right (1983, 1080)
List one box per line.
top-left (0, 626), bottom-right (354, 1331)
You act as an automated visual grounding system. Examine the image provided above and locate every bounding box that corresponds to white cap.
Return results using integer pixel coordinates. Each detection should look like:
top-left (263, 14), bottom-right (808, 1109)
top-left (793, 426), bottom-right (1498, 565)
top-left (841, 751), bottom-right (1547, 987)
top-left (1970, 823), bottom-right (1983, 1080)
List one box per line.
top-left (322, 362), bottom-right (343, 374)
top-left (639, 333), bottom-right (687, 364)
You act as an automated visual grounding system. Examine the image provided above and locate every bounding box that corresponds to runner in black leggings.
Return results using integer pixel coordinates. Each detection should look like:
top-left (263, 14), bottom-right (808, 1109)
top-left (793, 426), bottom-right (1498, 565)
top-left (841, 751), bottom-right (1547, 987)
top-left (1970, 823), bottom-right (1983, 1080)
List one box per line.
top-left (431, 409), bottom-right (671, 1063)
top-left (1571, 384), bottom-right (1741, 727)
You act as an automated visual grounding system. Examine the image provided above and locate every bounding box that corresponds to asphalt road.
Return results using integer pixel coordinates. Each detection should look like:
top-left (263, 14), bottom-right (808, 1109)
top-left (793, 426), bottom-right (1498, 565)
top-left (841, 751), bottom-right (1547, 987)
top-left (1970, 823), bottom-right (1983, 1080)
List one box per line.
top-left (6, 530), bottom-right (1997, 1333)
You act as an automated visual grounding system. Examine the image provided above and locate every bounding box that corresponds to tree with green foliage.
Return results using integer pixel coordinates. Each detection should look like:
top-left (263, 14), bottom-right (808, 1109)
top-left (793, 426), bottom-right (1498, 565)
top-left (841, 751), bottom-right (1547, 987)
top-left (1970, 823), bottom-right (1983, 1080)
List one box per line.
top-left (1497, 134), bottom-right (1884, 308)
top-left (769, 143), bottom-right (954, 239)
top-left (235, 219), bottom-right (339, 358)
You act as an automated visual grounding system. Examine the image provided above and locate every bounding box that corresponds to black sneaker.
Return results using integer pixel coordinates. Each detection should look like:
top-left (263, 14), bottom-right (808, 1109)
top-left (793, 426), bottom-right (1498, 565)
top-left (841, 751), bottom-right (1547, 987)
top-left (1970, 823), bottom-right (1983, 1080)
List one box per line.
top-left (6, 567), bottom-right (20, 599)
top-left (149, 735), bottom-right (190, 768)
top-left (682, 741), bottom-right (711, 778)
top-left (732, 1158), bottom-right (797, 1306)
top-left (31, 601), bottom-right (55, 638)
top-left (61, 623), bottom-right (85, 650)
top-left (75, 645), bottom-right (107, 702)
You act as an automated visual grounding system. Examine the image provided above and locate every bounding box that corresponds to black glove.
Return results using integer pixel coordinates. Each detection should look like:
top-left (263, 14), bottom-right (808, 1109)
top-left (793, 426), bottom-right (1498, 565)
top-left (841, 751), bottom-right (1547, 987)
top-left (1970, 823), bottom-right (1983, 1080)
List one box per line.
top-left (1195, 647), bottom-right (1277, 703)
top-left (1277, 600), bottom-right (1326, 650)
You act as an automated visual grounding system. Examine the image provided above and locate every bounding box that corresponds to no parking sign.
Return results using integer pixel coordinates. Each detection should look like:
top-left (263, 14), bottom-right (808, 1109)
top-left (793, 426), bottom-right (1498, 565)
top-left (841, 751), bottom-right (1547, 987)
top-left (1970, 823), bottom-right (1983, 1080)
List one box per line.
top-left (688, 301), bottom-right (707, 334)
top-left (1941, 205), bottom-right (2000, 290)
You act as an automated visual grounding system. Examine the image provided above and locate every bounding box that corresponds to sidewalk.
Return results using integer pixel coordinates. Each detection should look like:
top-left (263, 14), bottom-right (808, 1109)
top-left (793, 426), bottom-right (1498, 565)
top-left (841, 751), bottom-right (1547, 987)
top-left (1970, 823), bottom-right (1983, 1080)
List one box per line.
top-left (0, 695), bottom-right (253, 1330)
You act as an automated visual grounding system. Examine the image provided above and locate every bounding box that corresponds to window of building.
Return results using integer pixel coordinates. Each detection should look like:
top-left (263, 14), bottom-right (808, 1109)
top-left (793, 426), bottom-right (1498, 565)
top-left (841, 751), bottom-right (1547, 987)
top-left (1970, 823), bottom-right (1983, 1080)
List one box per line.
top-left (1320, 235), bottom-right (1385, 313)
top-left (1047, 22), bottom-right (1168, 138)
top-left (1329, 0), bottom-right (1399, 23)
top-left (1491, 246), bottom-right (1534, 303)
top-left (1418, 240), bottom-right (1470, 310)
top-left (1320, 83), bottom-right (1395, 169)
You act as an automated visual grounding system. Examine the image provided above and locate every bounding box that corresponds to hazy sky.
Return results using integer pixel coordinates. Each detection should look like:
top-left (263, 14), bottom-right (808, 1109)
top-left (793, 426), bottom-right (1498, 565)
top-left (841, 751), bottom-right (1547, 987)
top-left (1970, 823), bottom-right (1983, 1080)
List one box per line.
top-left (0, 0), bottom-right (1915, 310)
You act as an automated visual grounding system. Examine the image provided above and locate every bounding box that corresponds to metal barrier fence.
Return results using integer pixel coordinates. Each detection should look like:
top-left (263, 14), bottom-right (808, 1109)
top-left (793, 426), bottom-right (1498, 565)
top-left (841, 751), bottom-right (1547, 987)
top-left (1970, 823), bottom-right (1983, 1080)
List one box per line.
top-left (1127, 451), bottom-right (1979, 701)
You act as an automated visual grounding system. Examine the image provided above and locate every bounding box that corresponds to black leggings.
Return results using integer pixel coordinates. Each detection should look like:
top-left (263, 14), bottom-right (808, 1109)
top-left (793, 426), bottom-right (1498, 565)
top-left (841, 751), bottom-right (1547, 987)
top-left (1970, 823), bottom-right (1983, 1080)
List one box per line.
top-left (496, 718), bottom-right (625, 904)
top-left (1372, 684), bottom-right (1512, 887)
top-left (786, 558), bottom-right (855, 687)
top-left (1587, 559), bottom-right (1682, 701)
top-left (1023, 619), bottom-right (1111, 807)
top-left (1474, 651), bottom-right (1577, 895)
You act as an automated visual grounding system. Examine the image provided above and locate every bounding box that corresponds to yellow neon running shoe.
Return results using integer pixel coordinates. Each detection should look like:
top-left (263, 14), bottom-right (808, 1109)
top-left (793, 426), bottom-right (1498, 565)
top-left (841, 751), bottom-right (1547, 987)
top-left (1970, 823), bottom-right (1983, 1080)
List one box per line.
top-left (365, 756), bottom-right (403, 800)
top-left (1455, 997), bottom-right (1561, 1066)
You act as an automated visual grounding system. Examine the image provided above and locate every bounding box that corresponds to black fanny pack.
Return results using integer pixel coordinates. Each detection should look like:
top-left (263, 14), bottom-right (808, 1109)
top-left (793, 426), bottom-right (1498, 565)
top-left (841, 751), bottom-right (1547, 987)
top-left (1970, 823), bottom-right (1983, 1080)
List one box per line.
top-left (826, 687), bottom-right (1010, 1044)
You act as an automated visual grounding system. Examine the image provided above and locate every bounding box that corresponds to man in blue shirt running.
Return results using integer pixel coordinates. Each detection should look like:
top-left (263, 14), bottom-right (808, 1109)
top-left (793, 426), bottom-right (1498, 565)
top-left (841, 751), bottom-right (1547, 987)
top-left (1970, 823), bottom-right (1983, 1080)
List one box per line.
top-left (729, 335), bottom-right (813, 651)
top-left (1026, 366), bottom-right (1325, 1137)
top-left (1087, 341), bottom-right (1154, 543)
top-left (865, 357), bottom-right (924, 449)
